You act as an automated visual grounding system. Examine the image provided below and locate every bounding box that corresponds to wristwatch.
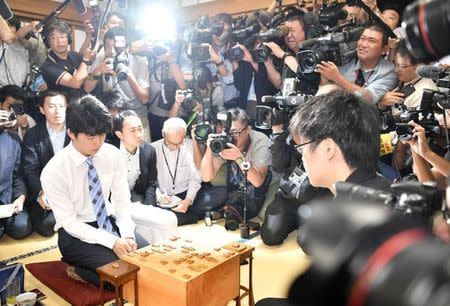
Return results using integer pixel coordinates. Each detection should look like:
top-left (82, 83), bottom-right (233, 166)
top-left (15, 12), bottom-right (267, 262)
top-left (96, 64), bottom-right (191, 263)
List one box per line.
top-left (282, 52), bottom-right (291, 62)
top-left (87, 73), bottom-right (101, 80)
top-left (81, 59), bottom-right (91, 66)
top-left (235, 156), bottom-right (250, 171)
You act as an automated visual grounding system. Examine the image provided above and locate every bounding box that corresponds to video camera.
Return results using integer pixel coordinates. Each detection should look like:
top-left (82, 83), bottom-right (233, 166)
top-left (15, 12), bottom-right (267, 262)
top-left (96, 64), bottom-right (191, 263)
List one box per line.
top-left (187, 16), bottom-right (225, 62)
top-left (297, 25), bottom-right (364, 74)
top-left (287, 187), bottom-right (450, 306)
top-left (256, 78), bottom-right (311, 129)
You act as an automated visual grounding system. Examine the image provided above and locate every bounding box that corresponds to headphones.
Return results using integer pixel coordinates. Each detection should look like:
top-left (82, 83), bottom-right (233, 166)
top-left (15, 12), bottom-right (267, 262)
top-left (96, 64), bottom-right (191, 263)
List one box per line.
top-left (42, 20), bottom-right (73, 49)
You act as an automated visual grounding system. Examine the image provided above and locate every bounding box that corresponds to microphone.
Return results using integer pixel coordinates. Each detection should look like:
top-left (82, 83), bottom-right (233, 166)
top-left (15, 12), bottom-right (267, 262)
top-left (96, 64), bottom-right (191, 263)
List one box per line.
top-left (71, 0), bottom-right (87, 15)
top-left (258, 25), bottom-right (289, 41)
top-left (416, 65), bottom-right (449, 80)
top-left (0, 0), bottom-right (13, 21)
top-left (117, 0), bottom-right (127, 10)
top-left (299, 38), bottom-right (318, 49)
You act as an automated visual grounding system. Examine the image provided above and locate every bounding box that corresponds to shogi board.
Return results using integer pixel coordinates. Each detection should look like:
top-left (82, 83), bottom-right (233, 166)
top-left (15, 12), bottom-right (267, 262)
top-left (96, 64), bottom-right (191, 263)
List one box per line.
top-left (122, 236), bottom-right (241, 306)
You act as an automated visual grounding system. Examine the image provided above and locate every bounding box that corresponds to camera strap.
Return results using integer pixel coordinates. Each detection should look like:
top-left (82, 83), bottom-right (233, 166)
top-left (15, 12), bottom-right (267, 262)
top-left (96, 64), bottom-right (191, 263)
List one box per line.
top-left (161, 145), bottom-right (180, 192)
top-left (226, 135), bottom-right (251, 191)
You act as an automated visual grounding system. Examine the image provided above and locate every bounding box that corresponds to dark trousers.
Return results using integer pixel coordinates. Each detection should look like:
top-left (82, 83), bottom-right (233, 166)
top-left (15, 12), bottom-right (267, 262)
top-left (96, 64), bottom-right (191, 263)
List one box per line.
top-left (29, 201), bottom-right (55, 237)
top-left (261, 195), bottom-right (301, 246)
top-left (148, 112), bottom-right (168, 142)
top-left (0, 205), bottom-right (33, 240)
top-left (58, 221), bottom-right (148, 286)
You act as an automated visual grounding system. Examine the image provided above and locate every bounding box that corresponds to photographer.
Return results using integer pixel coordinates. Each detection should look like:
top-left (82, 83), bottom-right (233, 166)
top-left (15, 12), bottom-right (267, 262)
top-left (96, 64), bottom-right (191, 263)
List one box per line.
top-left (85, 27), bottom-right (151, 142)
top-left (200, 108), bottom-right (272, 221)
top-left (317, 24), bottom-right (397, 104)
top-left (402, 121), bottom-right (450, 186)
top-left (41, 19), bottom-right (95, 100)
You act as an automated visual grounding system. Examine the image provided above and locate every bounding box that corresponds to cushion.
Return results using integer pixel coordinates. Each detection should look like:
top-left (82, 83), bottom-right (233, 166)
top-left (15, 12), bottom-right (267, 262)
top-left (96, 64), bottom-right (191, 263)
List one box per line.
top-left (26, 261), bottom-right (115, 306)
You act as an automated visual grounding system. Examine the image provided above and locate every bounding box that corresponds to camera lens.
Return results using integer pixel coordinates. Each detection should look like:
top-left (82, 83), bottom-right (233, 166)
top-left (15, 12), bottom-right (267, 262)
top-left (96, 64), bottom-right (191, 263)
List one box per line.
top-left (210, 137), bottom-right (227, 153)
top-left (227, 46), bottom-right (244, 61)
top-left (224, 218), bottom-right (239, 231)
top-left (298, 50), bottom-right (326, 74)
top-left (195, 124), bottom-right (211, 141)
top-left (181, 96), bottom-right (197, 113)
top-left (255, 106), bottom-right (274, 130)
top-left (250, 45), bottom-right (270, 63)
top-left (403, 0), bottom-right (450, 62)
top-left (11, 104), bottom-right (25, 116)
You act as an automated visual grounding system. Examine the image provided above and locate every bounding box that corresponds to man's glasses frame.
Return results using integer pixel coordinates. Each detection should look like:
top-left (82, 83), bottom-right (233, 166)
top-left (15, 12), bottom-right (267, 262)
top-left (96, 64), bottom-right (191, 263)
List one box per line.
top-left (294, 139), bottom-right (316, 154)
top-left (230, 125), bottom-right (249, 137)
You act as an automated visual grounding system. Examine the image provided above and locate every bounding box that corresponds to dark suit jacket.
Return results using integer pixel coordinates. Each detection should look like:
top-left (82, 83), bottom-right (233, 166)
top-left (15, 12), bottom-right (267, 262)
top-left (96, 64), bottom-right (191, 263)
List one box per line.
top-left (111, 139), bottom-right (158, 205)
top-left (21, 122), bottom-right (70, 201)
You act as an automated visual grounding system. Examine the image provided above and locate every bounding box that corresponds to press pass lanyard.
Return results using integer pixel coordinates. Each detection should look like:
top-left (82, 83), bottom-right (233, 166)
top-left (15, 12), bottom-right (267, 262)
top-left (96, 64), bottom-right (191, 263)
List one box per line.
top-left (161, 145), bottom-right (180, 192)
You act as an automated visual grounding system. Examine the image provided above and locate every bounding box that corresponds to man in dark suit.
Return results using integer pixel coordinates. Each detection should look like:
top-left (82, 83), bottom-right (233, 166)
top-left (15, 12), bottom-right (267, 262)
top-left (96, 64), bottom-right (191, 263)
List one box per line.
top-left (112, 110), bottom-right (177, 242)
top-left (22, 90), bottom-right (69, 236)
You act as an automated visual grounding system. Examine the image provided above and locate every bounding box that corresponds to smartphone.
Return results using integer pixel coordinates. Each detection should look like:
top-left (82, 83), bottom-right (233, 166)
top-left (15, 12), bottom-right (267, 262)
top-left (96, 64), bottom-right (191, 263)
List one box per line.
top-left (29, 288), bottom-right (47, 301)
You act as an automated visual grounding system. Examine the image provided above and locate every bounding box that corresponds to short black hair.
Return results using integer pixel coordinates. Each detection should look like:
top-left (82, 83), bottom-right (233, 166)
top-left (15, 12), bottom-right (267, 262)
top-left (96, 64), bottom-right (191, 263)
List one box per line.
top-left (285, 8), bottom-right (305, 27)
top-left (396, 42), bottom-right (419, 65)
top-left (39, 90), bottom-right (66, 108)
top-left (42, 19), bottom-right (71, 41)
top-left (112, 109), bottom-right (138, 134)
top-left (98, 90), bottom-right (125, 114)
top-left (228, 107), bottom-right (250, 126)
top-left (0, 85), bottom-right (26, 104)
top-left (289, 91), bottom-right (380, 172)
top-left (106, 11), bottom-right (128, 26)
top-left (213, 13), bottom-right (233, 26)
top-left (365, 24), bottom-right (388, 47)
top-left (66, 94), bottom-right (112, 136)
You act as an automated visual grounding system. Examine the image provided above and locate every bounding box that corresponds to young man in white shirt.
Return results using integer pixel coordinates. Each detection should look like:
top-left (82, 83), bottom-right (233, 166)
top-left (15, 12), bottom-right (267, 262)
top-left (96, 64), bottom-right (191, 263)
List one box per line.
top-left (112, 110), bottom-right (177, 242)
top-left (41, 94), bottom-right (147, 286)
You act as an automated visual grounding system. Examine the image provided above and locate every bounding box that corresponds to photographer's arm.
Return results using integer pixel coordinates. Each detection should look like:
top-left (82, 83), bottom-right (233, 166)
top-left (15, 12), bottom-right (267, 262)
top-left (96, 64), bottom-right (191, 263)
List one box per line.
top-left (127, 73), bottom-right (150, 103)
top-left (84, 58), bottom-right (112, 93)
top-left (59, 49), bottom-right (95, 89)
top-left (264, 57), bottom-right (282, 89)
top-left (200, 140), bottom-right (224, 182)
top-left (209, 45), bottom-right (229, 77)
top-left (264, 42), bottom-right (299, 75)
top-left (15, 21), bottom-right (39, 47)
top-left (0, 15), bottom-right (15, 44)
top-left (158, 51), bottom-right (186, 90)
top-left (169, 90), bottom-right (185, 117)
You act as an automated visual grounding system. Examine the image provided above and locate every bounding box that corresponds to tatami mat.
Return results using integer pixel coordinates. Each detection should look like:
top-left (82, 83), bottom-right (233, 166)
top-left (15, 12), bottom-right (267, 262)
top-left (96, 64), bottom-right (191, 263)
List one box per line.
top-left (0, 219), bottom-right (310, 306)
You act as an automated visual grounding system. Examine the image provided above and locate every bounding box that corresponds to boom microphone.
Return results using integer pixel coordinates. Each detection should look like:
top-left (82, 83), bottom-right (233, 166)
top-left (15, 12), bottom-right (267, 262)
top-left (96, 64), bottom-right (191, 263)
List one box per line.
top-left (0, 0), bottom-right (13, 21)
top-left (261, 95), bottom-right (276, 104)
top-left (258, 25), bottom-right (289, 41)
top-left (416, 65), bottom-right (449, 80)
top-left (71, 0), bottom-right (87, 15)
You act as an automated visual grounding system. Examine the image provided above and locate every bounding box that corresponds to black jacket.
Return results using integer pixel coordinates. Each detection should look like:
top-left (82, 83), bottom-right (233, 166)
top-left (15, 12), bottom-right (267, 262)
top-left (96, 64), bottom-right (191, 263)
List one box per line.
top-left (21, 122), bottom-right (70, 201)
top-left (111, 139), bottom-right (158, 205)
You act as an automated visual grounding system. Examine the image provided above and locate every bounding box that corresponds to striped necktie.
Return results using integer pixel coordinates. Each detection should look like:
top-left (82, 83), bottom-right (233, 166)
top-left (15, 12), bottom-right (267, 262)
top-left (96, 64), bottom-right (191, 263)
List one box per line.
top-left (86, 157), bottom-right (118, 236)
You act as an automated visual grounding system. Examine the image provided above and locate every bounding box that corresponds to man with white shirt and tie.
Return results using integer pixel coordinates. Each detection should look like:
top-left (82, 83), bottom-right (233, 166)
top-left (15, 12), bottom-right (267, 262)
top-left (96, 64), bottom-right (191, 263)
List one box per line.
top-left (41, 94), bottom-right (147, 286)
top-left (151, 118), bottom-right (202, 226)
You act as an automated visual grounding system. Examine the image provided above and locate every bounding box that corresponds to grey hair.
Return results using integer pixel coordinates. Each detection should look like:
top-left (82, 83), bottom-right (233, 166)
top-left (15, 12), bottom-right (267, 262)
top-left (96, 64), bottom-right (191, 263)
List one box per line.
top-left (162, 117), bottom-right (187, 134)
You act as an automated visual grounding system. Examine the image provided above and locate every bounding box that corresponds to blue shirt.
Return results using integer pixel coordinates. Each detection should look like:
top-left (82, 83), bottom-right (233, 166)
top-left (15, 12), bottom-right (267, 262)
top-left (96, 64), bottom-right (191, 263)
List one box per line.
top-left (0, 131), bottom-right (23, 204)
top-left (339, 58), bottom-right (397, 104)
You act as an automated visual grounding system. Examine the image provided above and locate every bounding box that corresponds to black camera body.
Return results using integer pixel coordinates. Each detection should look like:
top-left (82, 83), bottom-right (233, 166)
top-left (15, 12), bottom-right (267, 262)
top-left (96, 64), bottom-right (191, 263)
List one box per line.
top-left (189, 16), bottom-right (224, 62)
top-left (179, 89), bottom-right (198, 113)
top-left (298, 26), bottom-right (364, 74)
top-left (226, 46), bottom-right (245, 61)
top-left (113, 53), bottom-right (129, 81)
top-left (209, 111), bottom-right (233, 154)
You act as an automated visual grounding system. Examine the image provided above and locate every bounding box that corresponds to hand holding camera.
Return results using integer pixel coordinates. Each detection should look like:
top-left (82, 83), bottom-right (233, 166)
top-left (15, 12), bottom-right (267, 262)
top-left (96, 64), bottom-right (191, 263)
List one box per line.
top-left (218, 143), bottom-right (243, 161)
top-left (380, 87), bottom-right (405, 108)
top-left (263, 41), bottom-right (283, 59)
top-left (401, 121), bottom-right (430, 157)
top-left (208, 44), bottom-right (222, 64)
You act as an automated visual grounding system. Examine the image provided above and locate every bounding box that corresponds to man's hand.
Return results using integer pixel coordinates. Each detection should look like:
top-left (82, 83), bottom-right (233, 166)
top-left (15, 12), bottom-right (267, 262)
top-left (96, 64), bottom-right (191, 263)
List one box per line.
top-left (82, 48), bottom-right (96, 63)
top-left (219, 143), bottom-right (243, 161)
top-left (12, 195), bottom-right (25, 214)
top-left (125, 238), bottom-right (137, 251)
top-left (37, 191), bottom-right (51, 210)
top-left (401, 121), bottom-right (430, 157)
top-left (16, 113), bottom-right (28, 128)
top-left (380, 88), bottom-right (405, 107)
top-left (113, 238), bottom-right (135, 256)
top-left (172, 198), bottom-right (192, 213)
top-left (94, 58), bottom-right (115, 76)
top-left (272, 123), bottom-right (284, 134)
top-left (316, 61), bottom-right (341, 82)
top-left (235, 44), bottom-right (254, 63)
top-left (208, 44), bottom-right (222, 64)
top-left (175, 89), bottom-right (185, 105)
top-left (158, 194), bottom-right (172, 205)
top-left (263, 42), bottom-right (284, 59)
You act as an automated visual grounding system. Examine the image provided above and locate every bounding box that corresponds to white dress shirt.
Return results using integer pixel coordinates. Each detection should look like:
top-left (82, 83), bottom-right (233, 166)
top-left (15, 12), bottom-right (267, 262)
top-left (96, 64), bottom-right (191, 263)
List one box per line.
top-left (41, 142), bottom-right (135, 249)
top-left (46, 122), bottom-right (66, 154)
top-left (119, 142), bottom-right (141, 191)
top-left (151, 138), bottom-right (201, 202)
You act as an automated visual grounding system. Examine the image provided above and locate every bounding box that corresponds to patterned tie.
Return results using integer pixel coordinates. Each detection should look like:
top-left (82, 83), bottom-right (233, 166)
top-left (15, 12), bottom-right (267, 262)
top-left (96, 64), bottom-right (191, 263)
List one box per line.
top-left (86, 157), bottom-right (118, 236)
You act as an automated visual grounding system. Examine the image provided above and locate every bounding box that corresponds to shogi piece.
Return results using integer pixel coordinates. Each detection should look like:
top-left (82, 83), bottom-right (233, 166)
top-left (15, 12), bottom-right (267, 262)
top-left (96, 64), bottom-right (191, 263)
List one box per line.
top-left (122, 240), bottom-right (240, 306)
top-left (96, 259), bottom-right (140, 306)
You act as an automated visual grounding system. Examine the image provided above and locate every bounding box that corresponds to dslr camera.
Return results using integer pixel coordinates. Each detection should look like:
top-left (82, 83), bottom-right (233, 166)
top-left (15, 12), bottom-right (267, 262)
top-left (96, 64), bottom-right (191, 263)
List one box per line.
top-left (188, 16), bottom-right (224, 62)
top-left (209, 112), bottom-right (233, 154)
top-left (179, 89), bottom-right (199, 113)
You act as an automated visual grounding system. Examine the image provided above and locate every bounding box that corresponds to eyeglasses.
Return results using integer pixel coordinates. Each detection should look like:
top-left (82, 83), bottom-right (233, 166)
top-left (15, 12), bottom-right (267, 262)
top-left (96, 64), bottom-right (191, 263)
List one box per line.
top-left (294, 139), bottom-right (316, 154)
top-left (394, 63), bottom-right (412, 70)
top-left (230, 125), bottom-right (249, 137)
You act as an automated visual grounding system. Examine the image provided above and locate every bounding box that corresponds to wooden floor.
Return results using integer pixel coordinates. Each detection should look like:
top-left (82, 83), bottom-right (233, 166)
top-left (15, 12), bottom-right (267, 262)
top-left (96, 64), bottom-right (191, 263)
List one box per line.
top-left (0, 220), bottom-right (311, 306)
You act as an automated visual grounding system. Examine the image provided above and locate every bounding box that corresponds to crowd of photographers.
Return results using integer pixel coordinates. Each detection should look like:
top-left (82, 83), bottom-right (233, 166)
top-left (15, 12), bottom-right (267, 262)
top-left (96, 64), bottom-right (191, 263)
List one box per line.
top-left (1, 0), bottom-right (450, 251)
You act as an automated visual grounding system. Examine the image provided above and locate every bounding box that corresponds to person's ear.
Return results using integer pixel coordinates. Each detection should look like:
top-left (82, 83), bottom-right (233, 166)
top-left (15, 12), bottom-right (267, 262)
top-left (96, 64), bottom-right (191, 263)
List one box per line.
top-left (115, 130), bottom-right (123, 139)
top-left (67, 128), bottom-right (76, 141)
top-left (39, 106), bottom-right (45, 115)
top-left (323, 138), bottom-right (337, 160)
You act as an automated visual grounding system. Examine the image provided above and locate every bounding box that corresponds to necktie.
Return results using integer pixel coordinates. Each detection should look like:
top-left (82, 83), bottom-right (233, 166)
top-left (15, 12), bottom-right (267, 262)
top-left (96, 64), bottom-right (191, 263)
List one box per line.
top-left (355, 68), bottom-right (365, 87)
top-left (86, 157), bottom-right (118, 236)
